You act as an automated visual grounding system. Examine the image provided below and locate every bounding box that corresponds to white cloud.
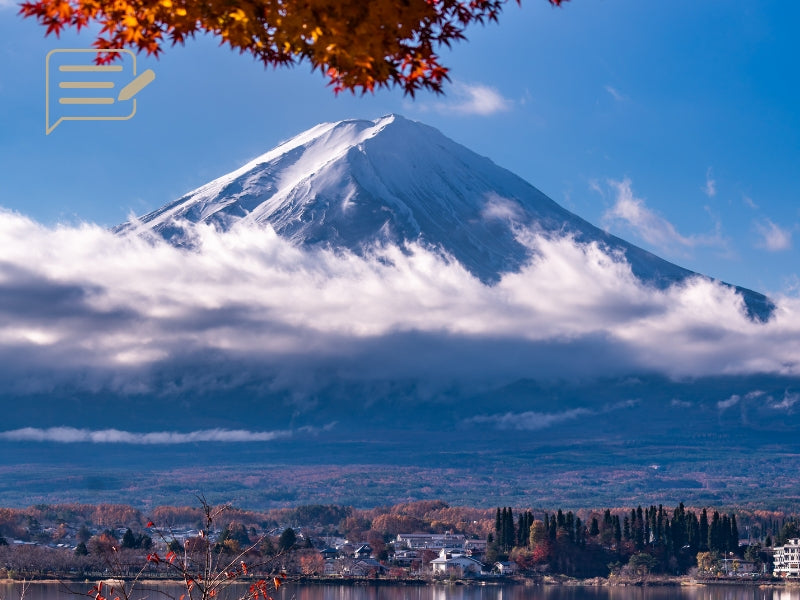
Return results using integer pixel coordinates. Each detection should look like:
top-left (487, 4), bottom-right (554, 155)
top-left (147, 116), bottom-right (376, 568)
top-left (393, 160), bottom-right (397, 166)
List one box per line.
top-left (0, 206), bottom-right (799, 410)
top-left (481, 193), bottom-right (523, 222)
top-left (0, 427), bottom-right (293, 444)
top-left (743, 195), bottom-right (758, 210)
top-left (604, 85), bottom-right (626, 102)
top-left (704, 167), bottom-right (717, 198)
top-left (602, 178), bottom-right (725, 255)
top-left (429, 82), bottom-right (512, 116)
top-left (772, 391), bottom-right (800, 410)
top-left (468, 408), bottom-right (591, 431)
top-left (755, 218), bottom-right (793, 251)
top-left (717, 395), bottom-right (740, 410)
top-left (467, 399), bottom-right (638, 431)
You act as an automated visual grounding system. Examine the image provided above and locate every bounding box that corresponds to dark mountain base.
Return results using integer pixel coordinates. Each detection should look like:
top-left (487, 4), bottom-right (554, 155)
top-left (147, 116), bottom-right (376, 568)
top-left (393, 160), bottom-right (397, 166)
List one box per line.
top-left (3, 374), bottom-right (799, 510)
top-left (1, 429), bottom-right (798, 511)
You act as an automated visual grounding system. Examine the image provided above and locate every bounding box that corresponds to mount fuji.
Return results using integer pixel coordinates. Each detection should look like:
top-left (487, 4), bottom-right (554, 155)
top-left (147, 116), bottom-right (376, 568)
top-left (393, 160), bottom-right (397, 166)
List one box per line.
top-left (120, 114), bottom-right (772, 319)
top-left (4, 115), bottom-right (797, 509)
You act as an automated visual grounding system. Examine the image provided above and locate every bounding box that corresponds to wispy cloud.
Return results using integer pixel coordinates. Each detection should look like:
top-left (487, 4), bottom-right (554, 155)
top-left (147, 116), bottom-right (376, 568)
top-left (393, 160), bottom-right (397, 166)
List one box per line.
top-left (604, 85), bottom-right (626, 102)
top-left (467, 408), bottom-right (591, 431)
top-left (755, 218), bottom-right (793, 251)
top-left (467, 400), bottom-right (638, 431)
top-left (425, 82), bottom-right (512, 116)
top-left (717, 395), bottom-right (740, 410)
top-left (0, 427), bottom-right (293, 444)
top-left (481, 193), bottom-right (523, 222)
top-left (772, 391), bottom-right (800, 411)
top-left (703, 167), bottom-right (717, 198)
top-left (601, 178), bottom-right (725, 255)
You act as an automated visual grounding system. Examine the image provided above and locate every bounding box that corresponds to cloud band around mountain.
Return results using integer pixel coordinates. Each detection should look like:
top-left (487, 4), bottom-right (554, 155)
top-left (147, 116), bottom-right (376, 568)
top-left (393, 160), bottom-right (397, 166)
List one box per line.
top-left (1, 207), bottom-right (799, 421)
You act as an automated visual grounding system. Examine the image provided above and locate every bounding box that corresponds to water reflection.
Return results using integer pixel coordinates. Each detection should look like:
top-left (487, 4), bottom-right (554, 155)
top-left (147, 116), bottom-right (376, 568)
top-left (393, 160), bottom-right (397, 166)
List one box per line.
top-left (3, 584), bottom-right (800, 600)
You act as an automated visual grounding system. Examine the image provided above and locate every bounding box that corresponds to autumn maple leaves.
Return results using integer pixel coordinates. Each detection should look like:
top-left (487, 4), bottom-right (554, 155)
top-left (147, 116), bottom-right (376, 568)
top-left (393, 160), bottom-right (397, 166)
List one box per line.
top-left (19, 0), bottom-right (568, 95)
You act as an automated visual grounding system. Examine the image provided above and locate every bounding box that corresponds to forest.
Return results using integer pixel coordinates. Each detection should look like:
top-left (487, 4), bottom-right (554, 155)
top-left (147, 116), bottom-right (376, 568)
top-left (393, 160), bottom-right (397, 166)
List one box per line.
top-left (488, 504), bottom-right (775, 577)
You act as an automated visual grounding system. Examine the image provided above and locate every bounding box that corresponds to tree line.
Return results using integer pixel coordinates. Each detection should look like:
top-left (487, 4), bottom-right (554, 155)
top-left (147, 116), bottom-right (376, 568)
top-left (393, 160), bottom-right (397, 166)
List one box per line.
top-left (487, 503), bottom-right (759, 578)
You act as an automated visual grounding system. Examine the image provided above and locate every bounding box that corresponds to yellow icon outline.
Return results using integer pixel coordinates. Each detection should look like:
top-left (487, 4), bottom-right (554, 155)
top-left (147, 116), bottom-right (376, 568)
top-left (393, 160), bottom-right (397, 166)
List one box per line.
top-left (45, 48), bottom-right (154, 135)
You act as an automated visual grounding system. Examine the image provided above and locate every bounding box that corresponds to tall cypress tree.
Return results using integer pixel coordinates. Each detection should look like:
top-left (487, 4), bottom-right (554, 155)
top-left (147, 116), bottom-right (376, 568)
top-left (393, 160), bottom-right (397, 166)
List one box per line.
top-left (709, 511), bottom-right (721, 553)
top-left (731, 515), bottom-right (739, 555)
top-left (566, 511), bottom-right (575, 543)
top-left (505, 507), bottom-right (515, 550)
top-left (590, 517), bottom-right (600, 537)
top-left (721, 515), bottom-right (731, 553)
top-left (700, 509), bottom-right (709, 551)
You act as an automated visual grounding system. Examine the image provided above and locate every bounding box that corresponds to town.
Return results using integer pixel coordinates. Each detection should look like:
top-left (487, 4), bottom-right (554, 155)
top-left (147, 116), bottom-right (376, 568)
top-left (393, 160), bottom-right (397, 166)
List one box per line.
top-left (0, 500), bottom-right (798, 584)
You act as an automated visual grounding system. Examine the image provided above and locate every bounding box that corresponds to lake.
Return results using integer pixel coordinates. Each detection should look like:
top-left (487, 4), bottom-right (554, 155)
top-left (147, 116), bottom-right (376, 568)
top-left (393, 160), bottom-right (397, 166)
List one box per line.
top-left (0, 583), bottom-right (795, 600)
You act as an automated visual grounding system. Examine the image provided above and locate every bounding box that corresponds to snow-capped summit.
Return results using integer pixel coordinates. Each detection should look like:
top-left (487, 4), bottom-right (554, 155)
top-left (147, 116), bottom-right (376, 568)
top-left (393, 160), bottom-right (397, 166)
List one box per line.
top-left (120, 114), bottom-right (772, 319)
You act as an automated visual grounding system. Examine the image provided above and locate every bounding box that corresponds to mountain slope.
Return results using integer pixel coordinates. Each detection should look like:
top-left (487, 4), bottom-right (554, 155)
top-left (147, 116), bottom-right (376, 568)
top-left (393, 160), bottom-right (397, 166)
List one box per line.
top-left (119, 114), bottom-right (773, 319)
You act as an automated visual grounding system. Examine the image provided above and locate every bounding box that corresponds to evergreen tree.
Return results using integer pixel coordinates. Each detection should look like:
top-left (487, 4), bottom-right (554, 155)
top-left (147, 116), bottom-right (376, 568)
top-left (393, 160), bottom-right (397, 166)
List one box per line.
top-left (633, 507), bottom-right (645, 550)
top-left (565, 511), bottom-right (575, 543)
top-left (700, 509), bottom-right (709, 551)
top-left (709, 511), bottom-right (721, 553)
top-left (575, 516), bottom-right (585, 547)
top-left (590, 517), bottom-right (600, 537)
top-left (505, 507), bottom-right (515, 551)
top-left (517, 511), bottom-right (534, 547)
top-left (121, 528), bottom-right (136, 549)
top-left (74, 542), bottom-right (88, 556)
top-left (77, 525), bottom-right (91, 544)
top-left (278, 527), bottom-right (297, 552)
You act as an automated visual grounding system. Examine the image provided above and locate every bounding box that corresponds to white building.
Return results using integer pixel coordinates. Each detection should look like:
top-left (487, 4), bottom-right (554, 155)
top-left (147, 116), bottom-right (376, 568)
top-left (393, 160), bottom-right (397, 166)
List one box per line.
top-left (395, 532), bottom-right (466, 550)
top-left (430, 548), bottom-right (483, 577)
top-left (774, 538), bottom-right (800, 577)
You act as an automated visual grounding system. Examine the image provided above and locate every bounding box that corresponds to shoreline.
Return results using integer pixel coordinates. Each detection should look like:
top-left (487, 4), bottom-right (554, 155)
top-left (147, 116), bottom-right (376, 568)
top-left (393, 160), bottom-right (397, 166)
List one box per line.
top-left (0, 575), bottom-right (791, 588)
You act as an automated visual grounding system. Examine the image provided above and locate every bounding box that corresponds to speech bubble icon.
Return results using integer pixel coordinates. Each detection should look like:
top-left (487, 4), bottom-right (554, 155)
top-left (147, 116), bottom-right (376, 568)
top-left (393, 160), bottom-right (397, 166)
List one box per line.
top-left (45, 48), bottom-right (155, 135)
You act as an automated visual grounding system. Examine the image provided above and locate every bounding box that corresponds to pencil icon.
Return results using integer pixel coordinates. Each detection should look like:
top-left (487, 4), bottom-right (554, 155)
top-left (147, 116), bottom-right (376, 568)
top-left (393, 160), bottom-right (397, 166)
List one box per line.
top-left (118, 69), bottom-right (156, 101)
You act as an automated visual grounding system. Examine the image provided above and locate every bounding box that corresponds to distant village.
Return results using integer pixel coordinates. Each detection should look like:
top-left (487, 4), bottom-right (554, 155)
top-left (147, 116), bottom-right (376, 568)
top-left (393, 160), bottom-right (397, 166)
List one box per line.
top-left (1, 501), bottom-right (799, 583)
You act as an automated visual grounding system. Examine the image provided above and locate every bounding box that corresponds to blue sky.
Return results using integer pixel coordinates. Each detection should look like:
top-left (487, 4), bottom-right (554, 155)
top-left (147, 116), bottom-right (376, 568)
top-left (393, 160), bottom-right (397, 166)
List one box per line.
top-left (3, 1), bottom-right (800, 443)
top-left (1, 0), bottom-right (799, 295)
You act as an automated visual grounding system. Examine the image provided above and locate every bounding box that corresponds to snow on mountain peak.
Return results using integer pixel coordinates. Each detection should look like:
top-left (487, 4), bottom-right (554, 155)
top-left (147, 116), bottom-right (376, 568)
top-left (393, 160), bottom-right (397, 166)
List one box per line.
top-left (119, 115), bottom-right (773, 320)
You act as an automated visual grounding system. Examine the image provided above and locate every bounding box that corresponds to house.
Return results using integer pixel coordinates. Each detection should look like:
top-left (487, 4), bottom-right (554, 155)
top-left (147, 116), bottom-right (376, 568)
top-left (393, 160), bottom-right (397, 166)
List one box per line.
top-left (319, 547), bottom-right (338, 560)
top-left (395, 532), bottom-right (466, 550)
top-left (342, 558), bottom-right (385, 576)
top-left (430, 548), bottom-right (483, 577)
top-left (354, 544), bottom-right (373, 558)
top-left (494, 561), bottom-right (517, 575)
top-left (774, 538), bottom-right (800, 577)
top-left (393, 549), bottom-right (419, 566)
top-left (323, 559), bottom-right (339, 576)
top-left (463, 539), bottom-right (487, 559)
